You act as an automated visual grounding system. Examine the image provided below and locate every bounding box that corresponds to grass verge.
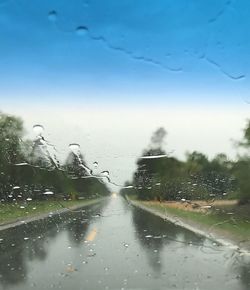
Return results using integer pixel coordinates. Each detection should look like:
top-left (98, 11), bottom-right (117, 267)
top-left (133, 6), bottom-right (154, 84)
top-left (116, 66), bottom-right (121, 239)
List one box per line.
top-left (0, 198), bottom-right (104, 225)
top-left (130, 197), bottom-right (250, 240)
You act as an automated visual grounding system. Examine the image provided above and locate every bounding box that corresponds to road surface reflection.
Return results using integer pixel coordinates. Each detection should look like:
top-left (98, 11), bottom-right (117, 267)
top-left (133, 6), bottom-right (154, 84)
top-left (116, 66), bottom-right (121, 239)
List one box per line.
top-left (0, 196), bottom-right (249, 290)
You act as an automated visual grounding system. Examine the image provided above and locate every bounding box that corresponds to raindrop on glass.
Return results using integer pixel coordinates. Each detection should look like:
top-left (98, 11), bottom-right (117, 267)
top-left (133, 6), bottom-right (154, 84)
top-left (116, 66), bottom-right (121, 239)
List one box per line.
top-left (101, 171), bottom-right (109, 177)
top-left (75, 26), bottom-right (88, 36)
top-left (48, 10), bottom-right (57, 22)
top-left (69, 143), bottom-right (80, 154)
top-left (43, 191), bottom-right (54, 195)
top-left (33, 124), bottom-right (44, 136)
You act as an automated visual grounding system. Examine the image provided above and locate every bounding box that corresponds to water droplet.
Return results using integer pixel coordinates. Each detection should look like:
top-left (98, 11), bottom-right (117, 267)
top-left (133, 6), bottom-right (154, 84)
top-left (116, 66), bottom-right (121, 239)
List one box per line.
top-left (13, 186), bottom-right (20, 190)
top-left (93, 161), bottom-right (98, 168)
top-left (101, 171), bottom-right (109, 177)
top-left (69, 143), bottom-right (80, 154)
top-left (123, 185), bottom-right (133, 189)
top-left (24, 237), bottom-right (29, 240)
top-left (33, 124), bottom-right (44, 136)
top-left (43, 191), bottom-right (54, 195)
top-left (48, 10), bottom-right (57, 22)
top-left (92, 213), bottom-right (101, 218)
top-left (88, 252), bottom-right (96, 257)
top-left (20, 206), bottom-right (25, 209)
top-left (26, 198), bottom-right (32, 201)
top-left (75, 26), bottom-right (88, 36)
top-left (140, 154), bottom-right (168, 159)
top-left (14, 162), bottom-right (28, 166)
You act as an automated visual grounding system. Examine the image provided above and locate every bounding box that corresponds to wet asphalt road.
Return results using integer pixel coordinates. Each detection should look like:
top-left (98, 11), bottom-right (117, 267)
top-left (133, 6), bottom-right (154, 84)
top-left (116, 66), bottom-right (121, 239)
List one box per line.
top-left (0, 194), bottom-right (250, 290)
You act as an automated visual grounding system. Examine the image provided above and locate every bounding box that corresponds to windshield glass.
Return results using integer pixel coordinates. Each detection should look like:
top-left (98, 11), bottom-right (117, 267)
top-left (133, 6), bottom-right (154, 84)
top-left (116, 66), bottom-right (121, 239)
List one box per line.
top-left (1, 1), bottom-right (250, 289)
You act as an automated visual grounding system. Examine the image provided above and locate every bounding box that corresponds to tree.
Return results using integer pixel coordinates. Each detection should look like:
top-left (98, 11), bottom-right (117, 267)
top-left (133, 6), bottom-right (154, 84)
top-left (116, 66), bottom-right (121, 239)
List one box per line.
top-left (64, 151), bottom-right (89, 178)
top-left (124, 128), bottom-right (237, 202)
top-left (132, 127), bottom-right (168, 200)
top-left (233, 158), bottom-right (250, 204)
top-left (238, 119), bottom-right (250, 148)
top-left (131, 127), bottom-right (185, 201)
top-left (0, 111), bottom-right (110, 201)
top-left (0, 112), bottom-right (26, 199)
top-left (150, 127), bottom-right (167, 149)
top-left (233, 119), bottom-right (250, 204)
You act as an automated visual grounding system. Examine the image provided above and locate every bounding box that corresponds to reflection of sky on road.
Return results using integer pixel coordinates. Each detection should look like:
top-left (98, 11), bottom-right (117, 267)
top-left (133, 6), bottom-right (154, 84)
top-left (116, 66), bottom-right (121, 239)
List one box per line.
top-left (0, 196), bottom-right (249, 290)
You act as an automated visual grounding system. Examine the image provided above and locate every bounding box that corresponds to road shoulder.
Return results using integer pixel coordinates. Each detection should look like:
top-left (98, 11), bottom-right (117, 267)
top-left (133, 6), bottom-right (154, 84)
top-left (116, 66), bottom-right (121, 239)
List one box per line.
top-left (128, 197), bottom-right (250, 254)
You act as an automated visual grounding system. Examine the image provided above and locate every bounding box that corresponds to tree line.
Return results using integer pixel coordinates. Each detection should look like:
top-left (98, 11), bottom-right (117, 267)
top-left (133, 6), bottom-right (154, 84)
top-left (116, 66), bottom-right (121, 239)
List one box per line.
top-left (121, 124), bottom-right (250, 205)
top-left (0, 112), bottom-right (110, 202)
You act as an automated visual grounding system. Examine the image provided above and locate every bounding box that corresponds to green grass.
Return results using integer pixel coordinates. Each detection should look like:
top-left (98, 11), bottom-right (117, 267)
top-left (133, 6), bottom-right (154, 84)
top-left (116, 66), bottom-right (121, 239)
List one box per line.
top-left (0, 198), bottom-right (103, 225)
top-left (135, 200), bottom-right (250, 239)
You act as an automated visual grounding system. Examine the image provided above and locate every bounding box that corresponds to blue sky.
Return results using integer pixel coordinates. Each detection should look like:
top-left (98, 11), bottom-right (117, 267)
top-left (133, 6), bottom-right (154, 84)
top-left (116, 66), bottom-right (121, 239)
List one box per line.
top-left (0, 0), bottom-right (250, 106)
top-left (1, 0), bottom-right (250, 185)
